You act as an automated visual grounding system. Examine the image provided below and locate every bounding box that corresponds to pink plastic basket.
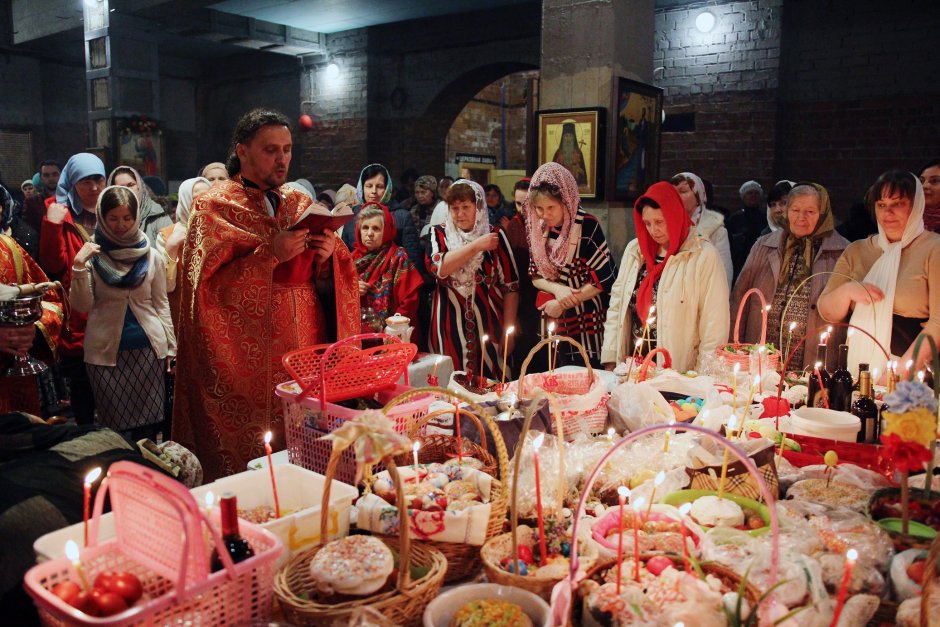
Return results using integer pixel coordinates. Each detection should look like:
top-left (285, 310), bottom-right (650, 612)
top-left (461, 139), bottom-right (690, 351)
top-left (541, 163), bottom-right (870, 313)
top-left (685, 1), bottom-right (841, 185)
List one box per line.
top-left (24, 461), bottom-right (283, 626)
top-left (277, 383), bottom-right (434, 485)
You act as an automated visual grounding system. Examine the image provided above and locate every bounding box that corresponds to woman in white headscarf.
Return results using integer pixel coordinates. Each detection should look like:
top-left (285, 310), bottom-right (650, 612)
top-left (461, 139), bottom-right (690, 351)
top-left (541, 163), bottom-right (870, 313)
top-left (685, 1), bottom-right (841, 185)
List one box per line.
top-left (427, 179), bottom-right (519, 381)
top-left (160, 177), bottom-right (211, 289)
top-left (671, 171), bottom-right (733, 286)
top-left (819, 170), bottom-right (940, 378)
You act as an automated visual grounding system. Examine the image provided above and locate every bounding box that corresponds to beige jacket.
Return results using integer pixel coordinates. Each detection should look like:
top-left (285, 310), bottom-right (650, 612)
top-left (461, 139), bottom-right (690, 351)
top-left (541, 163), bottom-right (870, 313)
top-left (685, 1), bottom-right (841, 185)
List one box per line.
top-left (694, 207), bottom-right (733, 287)
top-left (601, 234), bottom-right (730, 372)
top-left (70, 248), bottom-right (176, 366)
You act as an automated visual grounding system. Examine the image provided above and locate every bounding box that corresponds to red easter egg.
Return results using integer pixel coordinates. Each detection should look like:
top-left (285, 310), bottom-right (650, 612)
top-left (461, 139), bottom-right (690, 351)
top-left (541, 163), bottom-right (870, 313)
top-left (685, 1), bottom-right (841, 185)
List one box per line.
top-left (299, 114), bottom-right (314, 130)
top-left (760, 396), bottom-right (790, 418)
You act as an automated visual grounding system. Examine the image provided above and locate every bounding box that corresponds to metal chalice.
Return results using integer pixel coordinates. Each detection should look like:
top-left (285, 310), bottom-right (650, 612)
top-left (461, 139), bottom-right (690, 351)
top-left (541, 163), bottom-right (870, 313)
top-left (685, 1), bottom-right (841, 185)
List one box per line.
top-left (0, 293), bottom-right (47, 376)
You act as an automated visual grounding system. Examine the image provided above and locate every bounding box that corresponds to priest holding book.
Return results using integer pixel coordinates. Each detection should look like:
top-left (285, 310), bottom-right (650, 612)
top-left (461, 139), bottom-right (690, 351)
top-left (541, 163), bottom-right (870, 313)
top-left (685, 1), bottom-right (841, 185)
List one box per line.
top-left (172, 108), bottom-right (360, 481)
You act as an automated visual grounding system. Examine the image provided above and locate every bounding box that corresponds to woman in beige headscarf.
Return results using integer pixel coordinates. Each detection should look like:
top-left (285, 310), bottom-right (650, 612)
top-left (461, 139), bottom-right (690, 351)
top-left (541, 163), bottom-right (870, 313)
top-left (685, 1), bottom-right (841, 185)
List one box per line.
top-left (672, 172), bottom-right (733, 286)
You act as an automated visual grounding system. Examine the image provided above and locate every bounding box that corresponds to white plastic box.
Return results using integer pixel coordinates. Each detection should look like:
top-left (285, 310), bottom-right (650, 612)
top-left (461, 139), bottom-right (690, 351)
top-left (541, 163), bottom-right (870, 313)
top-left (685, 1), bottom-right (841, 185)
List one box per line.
top-left (34, 464), bottom-right (357, 564)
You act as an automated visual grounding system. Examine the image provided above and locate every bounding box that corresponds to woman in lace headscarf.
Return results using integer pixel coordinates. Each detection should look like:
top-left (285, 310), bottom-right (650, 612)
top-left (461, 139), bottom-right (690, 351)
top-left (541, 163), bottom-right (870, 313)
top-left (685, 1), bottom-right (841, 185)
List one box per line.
top-left (526, 162), bottom-right (616, 366)
top-left (427, 179), bottom-right (519, 381)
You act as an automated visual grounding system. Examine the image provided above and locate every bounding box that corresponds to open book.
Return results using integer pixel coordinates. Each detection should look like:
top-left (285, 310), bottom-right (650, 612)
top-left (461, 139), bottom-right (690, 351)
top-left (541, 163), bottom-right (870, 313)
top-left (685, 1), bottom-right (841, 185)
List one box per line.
top-left (289, 201), bottom-right (355, 233)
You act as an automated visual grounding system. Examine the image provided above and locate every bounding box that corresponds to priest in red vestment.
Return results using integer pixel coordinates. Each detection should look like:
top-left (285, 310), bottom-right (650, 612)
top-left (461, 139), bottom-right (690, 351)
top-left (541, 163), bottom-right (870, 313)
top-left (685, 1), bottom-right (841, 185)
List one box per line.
top-left (0, 234), bottom-right (63, 415)
top-left (172, 109), bottom-right (359, 480)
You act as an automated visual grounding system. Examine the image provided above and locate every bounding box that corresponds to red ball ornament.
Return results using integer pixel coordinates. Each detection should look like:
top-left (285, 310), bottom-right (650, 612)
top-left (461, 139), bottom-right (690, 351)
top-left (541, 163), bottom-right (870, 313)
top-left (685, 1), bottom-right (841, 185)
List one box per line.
top-left (299, 114), bottom-right (314, 131)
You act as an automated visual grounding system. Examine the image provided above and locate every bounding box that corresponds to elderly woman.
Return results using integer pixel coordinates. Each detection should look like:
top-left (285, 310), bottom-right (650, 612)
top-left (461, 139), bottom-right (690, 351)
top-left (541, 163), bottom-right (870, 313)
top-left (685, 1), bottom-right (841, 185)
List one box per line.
top-left (602, 182), bottom-right (729, 373)
top-left (527, 162), bottom-right (616, 366)
top-left (428, 179), bottom-right (519, 380)
top-left (819, 170), bottom-right (940, 377)
top-left (732, 183), bottom-right (849, 370)
top-left (763, 180), bottom-right (794, 235)
top-left (412, 175), bottom-right (446, 239)
top-left (107, 166), bottom-right (173, 245)
top-left (353, 202), bottom-right (422, 325)
top-left (671, 172), bottom-right (733, 286)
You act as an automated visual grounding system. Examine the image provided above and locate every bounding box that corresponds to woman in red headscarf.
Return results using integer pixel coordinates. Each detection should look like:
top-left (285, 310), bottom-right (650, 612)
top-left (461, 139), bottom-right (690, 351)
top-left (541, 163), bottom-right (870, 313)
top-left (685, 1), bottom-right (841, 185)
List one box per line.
top-left (353, 202), bottom-right (422, 326)
top-left (601, 181), bottom-right (729, 372)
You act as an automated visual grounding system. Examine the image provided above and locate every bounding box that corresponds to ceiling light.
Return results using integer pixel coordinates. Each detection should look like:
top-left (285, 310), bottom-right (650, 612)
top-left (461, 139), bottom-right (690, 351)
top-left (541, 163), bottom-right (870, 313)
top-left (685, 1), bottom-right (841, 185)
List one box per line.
top-left (695, 10), bottom-right (716, 33)
top-left (325, 63), bottom-right (340, 81)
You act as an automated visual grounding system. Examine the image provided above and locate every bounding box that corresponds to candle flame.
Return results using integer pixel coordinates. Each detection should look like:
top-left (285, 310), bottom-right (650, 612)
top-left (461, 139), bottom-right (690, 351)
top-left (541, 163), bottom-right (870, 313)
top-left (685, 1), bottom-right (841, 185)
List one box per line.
top-left (532, 433), bottom-right (545, 451)
top-left (668, 418), bottom-right (676, 427)
top-left (505, 325), bottom-right (515, 336)
top-left (788, 321), bottom-right (796, 332)
top-left (758, 345), bottom-right (765, 354)
top-left (547, 322), bottom-right (555, 334)
top-left (918, 371), bottom-right (925, 382)
top-left (678, 503), bottom-right (692, 515)
top-left (413, 441), bottom-right (421, 453)
top-left (814, 361), bottom-right (822, 369)
top-left (436, 356), bottom-right (443, 365)
top-left (65, 539), bottom-right (79, 563)
top-left (848, 328), bottom-right (855, 337)
top-left (906, 359), bottom-right (914, 370)
top-left (728, 415), bottom-right (738, 431)
top-left (617, 486), bottom-right (630, 498)
top-left (764, 304), bottom-right (771, 312)
top-left (827, 325), bottom-right (833, 334)
top-left (205, 491), bottom-right (214, 508)
top-left (264, 431), bottom-right (272, 445)
top-left (753, 374), bottom-right (761, 386)
top-left (820, 331), bottom-right (828, 343)
top-left (647, 316), bottom-right (656, 325)
top-left (733, 363), bottom-right (740, 374)
top-left (84, 467), bottom-right (102, 485)
top-left (481, 334), bottom-right (489, 343)
top-left (846, 548), bottom-right (858, 562)
top-left (632, 497), bottom-right (646, 510)
top-left (654, 471), bottom-right (665, 486)
top-left (648, 306), bottom-right (655, 316)
top-left (607, 427), bottom-right (615, 438)
top-left (872, 368), bottom-right (879, 381)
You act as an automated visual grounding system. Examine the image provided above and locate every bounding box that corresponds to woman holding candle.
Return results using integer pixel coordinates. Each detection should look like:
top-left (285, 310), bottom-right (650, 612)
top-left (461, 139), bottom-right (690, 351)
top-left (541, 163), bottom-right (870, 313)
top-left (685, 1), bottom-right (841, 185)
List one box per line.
top-left (731, 183), bottom-right (848, 370)
top-left (601, 181), bottom-right (729, 373)
top-left (428, 179), bottom-right (519, 381)
top-left (819, 170), bottom-right (940, 377)
top-left (352, 202), bottom-right (423, 327)
top-left (526, 162), bottom-right (616, 367)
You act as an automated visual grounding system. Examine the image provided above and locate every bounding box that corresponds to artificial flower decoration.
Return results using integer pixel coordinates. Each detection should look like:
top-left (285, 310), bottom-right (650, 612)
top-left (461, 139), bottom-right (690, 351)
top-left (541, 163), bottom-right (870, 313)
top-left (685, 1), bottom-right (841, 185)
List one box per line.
top-left (880, 433), bottom-right (933, 474)
top-left (322, 409), bottom-right (411, 483)
top-left (882, 380), bottom-right (939, 448)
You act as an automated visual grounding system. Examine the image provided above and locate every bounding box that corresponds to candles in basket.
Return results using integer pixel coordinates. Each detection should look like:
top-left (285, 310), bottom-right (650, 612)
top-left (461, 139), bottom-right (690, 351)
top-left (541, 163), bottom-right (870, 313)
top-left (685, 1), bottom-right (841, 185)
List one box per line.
top-left (646, 471), bottom-right (665, 518)
top-left (263, 432), bottom-right (280, 519)
top-left (412, 441), bottom-right (421, 472)
top-left (831, 548), bottom-right (858, 627)
top-left (717, 415), bottom-right (738, 500)
top-left (501, 325), bottom-right (514, 386)
top-left (631, 497), bottom-right (646, 582)
top-left (83, 467), bottom-right (102, 547)
top-left (65, 540), bottom-right (91, 591)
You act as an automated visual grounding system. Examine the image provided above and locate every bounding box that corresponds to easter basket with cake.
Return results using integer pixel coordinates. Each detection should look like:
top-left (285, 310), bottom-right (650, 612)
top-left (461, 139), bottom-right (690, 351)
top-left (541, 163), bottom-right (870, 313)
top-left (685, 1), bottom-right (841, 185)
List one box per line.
top-left (365, 387), bottom-right (510, 582)
top-left (273, 410), bottom-right (447, 627)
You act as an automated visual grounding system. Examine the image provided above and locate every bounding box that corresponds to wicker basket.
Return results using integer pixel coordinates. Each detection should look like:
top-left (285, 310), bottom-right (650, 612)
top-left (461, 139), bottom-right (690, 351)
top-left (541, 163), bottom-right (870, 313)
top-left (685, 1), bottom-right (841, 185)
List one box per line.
top-left (868, 487), bottom-right (940, 552)
top-left (636, 347), bottom-right (672, 382)
top-left (273, 441), bottom-right (447, 627)
top-left (481, 390), bottom-right (584, 600)
top-left (383, 387), bottom-right (511, 583)
top-left (921, 534), bottom-right (940, 626)
top-left (716, 287), bottom-right (780, 371)
top-left (392, 406), bottom-right (497, 479)
top-left (512, 335), bottom-right (609, 438)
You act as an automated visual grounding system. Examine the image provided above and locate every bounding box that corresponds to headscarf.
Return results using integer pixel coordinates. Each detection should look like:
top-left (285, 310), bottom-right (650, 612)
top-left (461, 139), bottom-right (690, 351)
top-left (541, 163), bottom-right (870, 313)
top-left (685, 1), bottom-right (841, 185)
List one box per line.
top-left (353, 203), bottom-right (421, 322)
top-left (415, 175), bottom-right (438, 193)
top-left (848, 174), bottom-right (926, 374)
top-left (91, 185), bottom-right (151, 288)
top-left (524, 162), bottom-right (581, 281)
top-left (739, 180), bottom-right (762, 198)
top-left (57, 153), bottom-right (106, 215)
top-left (294, 178), bottom-right (316, 198)
top-left (31, 173), bottom-right (41, 189)
top-left (107, 166), bottom-right (151, 207)
top-left (353, 202), bottom-right (398, 257)
top-left (174, 177), bottom-right (211, 226)
top-left (335, 184), bottom-right (358, 208)
top-left (778, 182), bottom-right (834, 287)
top-left (633, 182), bottom-right (693, 324)
top-left (355, 164), bottom-right (394, 205)
top-left (21, 180), bottom-right (33, 193)
top-left (443, 179), bottom-right (490, 298)
top-left (286, 181), bottom-right (314, 201)
top-left (675, 171), bottom-right (708, 223)
top-left (317, 189), bottom-right (337, 208)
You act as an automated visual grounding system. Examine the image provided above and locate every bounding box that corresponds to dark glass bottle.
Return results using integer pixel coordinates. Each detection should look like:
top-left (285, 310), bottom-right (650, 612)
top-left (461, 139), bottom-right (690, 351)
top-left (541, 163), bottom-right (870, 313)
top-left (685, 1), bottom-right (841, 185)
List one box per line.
top-left (828, 344), bottom-right (854, 412)
top-left (852, 370), bottom-right (879, 444)
top-left (211, 492), bottom-right (255, 572)
top-left (807, 348), bottom-right (831, 408)
top-left (879, 367), bottom-right (898, 429)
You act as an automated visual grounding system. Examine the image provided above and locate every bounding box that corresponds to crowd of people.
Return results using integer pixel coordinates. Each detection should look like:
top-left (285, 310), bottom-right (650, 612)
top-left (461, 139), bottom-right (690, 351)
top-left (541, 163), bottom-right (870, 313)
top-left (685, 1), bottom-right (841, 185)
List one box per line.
top-left (1, 107), bottom-right (939, 482)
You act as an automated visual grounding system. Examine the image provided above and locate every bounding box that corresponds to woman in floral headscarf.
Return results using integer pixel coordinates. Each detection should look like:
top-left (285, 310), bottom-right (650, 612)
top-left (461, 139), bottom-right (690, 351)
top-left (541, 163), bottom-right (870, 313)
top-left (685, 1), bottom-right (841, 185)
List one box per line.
top-left (428, 179), bottom-right (519, 381)
top-left (526, 162), bottom-right (616, 366)
top-left (732, 182), bottom-right (848, 370)
top-left (353, 202), bottom-right (422, 326)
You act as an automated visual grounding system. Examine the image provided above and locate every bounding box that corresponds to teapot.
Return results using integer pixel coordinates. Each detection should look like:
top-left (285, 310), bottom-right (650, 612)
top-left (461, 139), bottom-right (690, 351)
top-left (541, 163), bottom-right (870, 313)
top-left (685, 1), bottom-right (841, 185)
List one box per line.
top-left (384, 313), bottom-right (414, 344)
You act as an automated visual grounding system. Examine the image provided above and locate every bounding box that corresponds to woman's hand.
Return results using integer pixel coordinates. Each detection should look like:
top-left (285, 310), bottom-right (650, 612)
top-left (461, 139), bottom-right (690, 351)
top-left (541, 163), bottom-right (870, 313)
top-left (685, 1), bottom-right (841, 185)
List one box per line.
top-left (540, 299), bottom-right (565, 319)
top-left (72, 242), bottom-right (101, 268)
top-left (474, 233), bottom-right (500, 252)
top-left (558, 289), bottom-right (581, 310)
top-left (358, 280), bottom-right (370, 296)
top-left (272, 229), bottom-right (308, 262)
top-left (46, 202), bottom-right (69, 225)
top-left (307, 229), bottom-right (336, 266)
top-left (845, 282), bottom-right (885, 305)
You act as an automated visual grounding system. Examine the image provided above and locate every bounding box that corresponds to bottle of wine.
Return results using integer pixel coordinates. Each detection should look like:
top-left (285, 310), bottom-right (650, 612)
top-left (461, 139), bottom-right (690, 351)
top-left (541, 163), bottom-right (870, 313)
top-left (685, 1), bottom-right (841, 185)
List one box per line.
top-left (211, 492), bottom-right (255, 572)
top-left (828, 344), bottom-right (854, 412)
top-left (852, 370), bottom-right (879, 443)
top-left (879, 365), bottom-right (898, 429)
top-left (807, 350), bottom-right (831, 408)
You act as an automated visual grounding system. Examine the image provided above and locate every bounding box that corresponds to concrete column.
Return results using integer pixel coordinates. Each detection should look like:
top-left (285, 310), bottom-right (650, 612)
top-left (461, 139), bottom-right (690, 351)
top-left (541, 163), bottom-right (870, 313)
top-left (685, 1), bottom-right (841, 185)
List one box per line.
top-left (540, 0), bottom-right (655, 259)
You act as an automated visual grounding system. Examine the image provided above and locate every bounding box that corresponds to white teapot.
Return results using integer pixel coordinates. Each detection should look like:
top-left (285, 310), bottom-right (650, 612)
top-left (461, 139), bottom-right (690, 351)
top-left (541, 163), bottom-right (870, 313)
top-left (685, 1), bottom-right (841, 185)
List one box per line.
top-left (384, 313), bottom-right (414, 344)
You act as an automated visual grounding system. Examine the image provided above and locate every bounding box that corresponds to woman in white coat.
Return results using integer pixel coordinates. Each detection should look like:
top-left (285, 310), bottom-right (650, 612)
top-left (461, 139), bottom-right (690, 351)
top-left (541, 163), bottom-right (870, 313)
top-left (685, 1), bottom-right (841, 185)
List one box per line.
top-left (70, 185), bottom-right (176, 439)
top-left (601, 181), bottom-right (729, 373)
top-left (671, 171), bottom-right (733, 286)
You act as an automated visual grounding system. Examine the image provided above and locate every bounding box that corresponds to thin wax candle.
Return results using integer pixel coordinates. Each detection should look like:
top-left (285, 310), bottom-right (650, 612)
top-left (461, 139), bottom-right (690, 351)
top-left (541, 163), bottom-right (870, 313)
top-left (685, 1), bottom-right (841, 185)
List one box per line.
top-left (632, 497), bottom-right (646, 582)
top-left (830, 548), bottom-right (857, 627)
top-left (83, 467), bottom-right (102, 547)
top-left (616, 486), bottom-right (629, 594)
top-left (263, 431), bottom-right (280, 519)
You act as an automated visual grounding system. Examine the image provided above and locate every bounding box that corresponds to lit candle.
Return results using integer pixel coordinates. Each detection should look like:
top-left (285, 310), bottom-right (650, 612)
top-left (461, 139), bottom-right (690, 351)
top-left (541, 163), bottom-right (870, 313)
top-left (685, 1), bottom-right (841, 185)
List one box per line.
top-left (532, 433), bottom-right (549, 564)
top-left (718, 415), bottom-right (738, 500)
top-left (427, 356), bottom-right (442, 386)
top-left (501, 325), bottom-right (514, 385)
top-left (786, 321), bottom-right (797, 366)
top-left (918, 371), bottom-right (926, 383)
top-left (480, 334), bottom-right (489, 387)
top-left (678, 502), bottom-right (692, 572)
top-left (263, 431), bottom-right (280, 519)
top-left (814, 362), bottom-right (829, 409)
top-left (757, 345), bottom-right (765, 385)
top-left (741, 374), bottom-right (761, 434)
top-left (663, 418), bottom-right (675, 452)
top-left (732, 363), bottom-right (740, 415)
top-left (65, 540), bottom-right (90, 591)
top-left (646, 471), bottom-right (665, 518)
top-left (906, 359), bottom-right (914, 378)
top-left (412, 440), bottom-right (421, 470)
top-left (547, 322), bottom-right (556, 371)
top-left (632, 497), bottom-right (646, 582)
top-left (553, 339), bottom-right (560, 372)
top-left (607, 427), bottom-right (616, 446)
top-left (616, 486), bottom-right (629, 594)
top-left (831, 548), bottom-right (858, 627)
top-left (820, 331), bottom-right (830, 370)
top-left (83, 467), bottom-right (102, 547)
top-left (455, 403), bottom-right (463, 463)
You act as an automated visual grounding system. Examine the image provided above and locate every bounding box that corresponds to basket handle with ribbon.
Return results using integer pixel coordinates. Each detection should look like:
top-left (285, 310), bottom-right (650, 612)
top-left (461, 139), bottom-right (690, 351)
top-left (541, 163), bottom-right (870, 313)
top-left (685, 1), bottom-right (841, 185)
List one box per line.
top-left (637, 347), bottom-right (672, 382)
top-left (87, 461), bottom-right (280, 597)
top-left (517, 335), bottom-right (595, 399)
top-left (550, 423), bottom-right (781, 627)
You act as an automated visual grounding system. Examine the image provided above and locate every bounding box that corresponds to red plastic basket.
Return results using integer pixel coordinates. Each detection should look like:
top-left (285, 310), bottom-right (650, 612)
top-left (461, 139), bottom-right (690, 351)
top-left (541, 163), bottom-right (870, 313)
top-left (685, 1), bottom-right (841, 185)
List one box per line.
top-left (277, 383), bottom-right (434, 485)
top-left (281, 332), bottom-right (417, 402)
top-left (24, 461), bottom-right (283, 626)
